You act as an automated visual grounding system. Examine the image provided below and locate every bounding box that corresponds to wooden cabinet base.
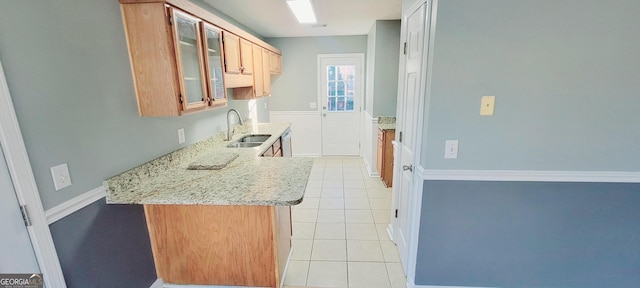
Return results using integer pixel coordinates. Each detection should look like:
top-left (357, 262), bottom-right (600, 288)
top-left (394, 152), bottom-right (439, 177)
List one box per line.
top-left (377, 129), bottom-right (395, 187)
top-left (144, 204), bottom-right (291, 287)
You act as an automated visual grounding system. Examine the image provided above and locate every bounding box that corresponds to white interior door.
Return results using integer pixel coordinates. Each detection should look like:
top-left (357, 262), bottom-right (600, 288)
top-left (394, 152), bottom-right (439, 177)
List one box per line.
top-left (0, 143), bottom-right (40, 273)
top-left (319, 54), bottom-right (363, 156)
top-left (394, 3), bottom-right (427, 271)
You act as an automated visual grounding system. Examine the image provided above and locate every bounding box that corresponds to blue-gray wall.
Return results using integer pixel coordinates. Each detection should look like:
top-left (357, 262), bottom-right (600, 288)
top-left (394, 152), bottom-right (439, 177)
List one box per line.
top-left (265, 36), bottom-right (368, 111)
top-left (0, 0), bottom-right (269, 286)
top-left (416, 180), bottom-right (640, 287)
top-left (412, 0), bottom-right (640, 286)
top-left (49, 200), bottom-right (156, 288)
top-left (371, 20), bottom-right (401, 117)
top-left (422, 0), bottom-right (640, 171)
top-left (0, 0), bottom-right (267, 210)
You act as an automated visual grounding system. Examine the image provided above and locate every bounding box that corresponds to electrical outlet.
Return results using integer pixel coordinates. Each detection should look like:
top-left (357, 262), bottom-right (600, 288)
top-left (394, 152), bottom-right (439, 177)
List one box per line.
top-left (50, 163), bottom-right (72, 191)
top-left (310, 102), bottom-right (317, 109)
top-left (178, 128), bottom-right (185, 144)
top-left (444, 140), bottom-right (459, 159)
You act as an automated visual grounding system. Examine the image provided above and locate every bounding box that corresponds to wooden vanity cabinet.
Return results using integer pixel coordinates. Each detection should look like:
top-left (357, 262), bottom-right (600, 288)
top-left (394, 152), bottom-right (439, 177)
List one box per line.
top-left (144, 204), bottom-right (292, 287)
top-left (120, 4), bottom-right (228, 116)
top-left (377, 128), bottom-right (395, 187)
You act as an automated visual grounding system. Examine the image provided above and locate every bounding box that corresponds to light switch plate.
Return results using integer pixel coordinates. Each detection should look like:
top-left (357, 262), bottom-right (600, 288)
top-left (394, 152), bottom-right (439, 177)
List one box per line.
top-left (178, 128), bottom-right (185, 144)
top-left (444, 140), bottom-right (459, 159)
top-left (50, 163), bottom-right (72, 191)
top-left (480, 95), bottom-right (495, 116)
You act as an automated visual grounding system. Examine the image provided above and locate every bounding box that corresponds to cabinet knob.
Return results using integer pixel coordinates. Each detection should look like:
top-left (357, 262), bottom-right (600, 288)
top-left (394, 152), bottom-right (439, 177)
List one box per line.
top-left (402, 164), bottom-right (413, 172)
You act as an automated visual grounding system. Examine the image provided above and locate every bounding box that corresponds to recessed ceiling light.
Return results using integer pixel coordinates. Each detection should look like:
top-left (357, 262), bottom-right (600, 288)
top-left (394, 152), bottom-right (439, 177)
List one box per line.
top-left (286, 0), bottom-right (317, 24)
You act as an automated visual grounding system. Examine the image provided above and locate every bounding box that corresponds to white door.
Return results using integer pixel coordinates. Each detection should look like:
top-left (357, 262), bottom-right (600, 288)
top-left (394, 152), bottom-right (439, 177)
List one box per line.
top-left (0, 143), bottom-right (40, 273)
top-left (394, 3), bottom-right (427, 270)
top-left (319, 54), bottom-right (363, 156)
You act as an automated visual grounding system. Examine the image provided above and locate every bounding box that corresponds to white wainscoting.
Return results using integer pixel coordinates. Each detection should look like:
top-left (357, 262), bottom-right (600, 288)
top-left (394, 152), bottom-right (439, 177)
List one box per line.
top-left (361, 112), bottom-right (379, 177)
top-left (400, 167), bottom-right (640, 288)
top-left (269, 111), bottom-right (322, 157)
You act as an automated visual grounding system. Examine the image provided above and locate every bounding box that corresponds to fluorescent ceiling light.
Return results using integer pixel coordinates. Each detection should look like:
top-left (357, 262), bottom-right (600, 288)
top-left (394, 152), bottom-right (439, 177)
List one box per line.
top-left (286, 0), bottom-right (317, 24)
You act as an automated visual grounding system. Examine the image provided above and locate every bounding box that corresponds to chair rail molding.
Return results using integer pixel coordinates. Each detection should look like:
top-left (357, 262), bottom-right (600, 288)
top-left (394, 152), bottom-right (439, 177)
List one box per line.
top-left (45, 185), bottom-right (107, 224)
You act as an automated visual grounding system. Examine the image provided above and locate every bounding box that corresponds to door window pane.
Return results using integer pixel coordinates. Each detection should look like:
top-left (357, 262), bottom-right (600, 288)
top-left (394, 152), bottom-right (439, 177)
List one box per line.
top-left (328, 97), bottom-right (336, 111)
top-left (337, 97), bottom-right (345, 111)
top-left (326, 65), bottom-right (356, 112)
top-left (328, 66), bottom-right (336, 81)
top-left (328, 82), bottom-right (336, 96)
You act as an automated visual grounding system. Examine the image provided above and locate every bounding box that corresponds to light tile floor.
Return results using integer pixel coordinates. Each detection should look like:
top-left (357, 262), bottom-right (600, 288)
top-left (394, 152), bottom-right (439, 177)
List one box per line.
top-left (284, 157), bottom-right (407, 288)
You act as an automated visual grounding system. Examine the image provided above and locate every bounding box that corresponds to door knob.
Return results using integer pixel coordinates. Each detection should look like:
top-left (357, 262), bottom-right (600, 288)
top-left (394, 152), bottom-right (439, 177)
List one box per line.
top-left (402, 164), bottom-right (413, 172)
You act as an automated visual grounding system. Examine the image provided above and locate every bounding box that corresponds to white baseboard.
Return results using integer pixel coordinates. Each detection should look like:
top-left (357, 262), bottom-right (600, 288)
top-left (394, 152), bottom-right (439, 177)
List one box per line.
top-left (149, 278), bottom-right (163, 288)
top-left (420, 169), bottom-right (640, 183)
top-left (45, 185), bottom-right (106, 224)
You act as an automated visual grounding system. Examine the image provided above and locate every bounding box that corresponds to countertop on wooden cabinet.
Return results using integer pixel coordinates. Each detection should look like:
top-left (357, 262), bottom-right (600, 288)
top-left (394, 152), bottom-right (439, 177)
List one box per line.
top-left (104, 123), bottom-right (312, 206)
top-left (377, 116), bottom-right (396, 131)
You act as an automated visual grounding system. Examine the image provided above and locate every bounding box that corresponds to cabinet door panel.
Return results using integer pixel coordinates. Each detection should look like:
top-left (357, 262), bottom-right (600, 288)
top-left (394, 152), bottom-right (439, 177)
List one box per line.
top-left (171, 9), bottom-right (207, 110)
top-left (252, 44), bottom-right (264, 97)
top-left (202, 23), bottom-right (227, 107)
top-left (239, 38), bottom-right (253, 75)
top-left (223, 32), bottom-right (241, 74)
top-left (262, 48), bottom-right (271, 96)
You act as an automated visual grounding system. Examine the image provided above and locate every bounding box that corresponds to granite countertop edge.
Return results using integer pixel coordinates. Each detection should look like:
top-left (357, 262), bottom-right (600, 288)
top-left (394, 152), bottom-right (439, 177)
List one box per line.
top-left (103, 123), bottom-right (312, 206)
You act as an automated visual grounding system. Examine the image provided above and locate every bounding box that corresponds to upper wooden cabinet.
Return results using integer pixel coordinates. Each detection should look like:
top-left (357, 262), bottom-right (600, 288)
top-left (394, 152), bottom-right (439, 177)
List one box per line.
top-left (120, 4), bottom-right (228, 116)
top-left (119, 0), bottom-right (282, 116)
top-left (270, 52), bottom-right (282, 74)
top-left (262, 48), bottom-right (271, 96)
top-left (234, 44), bottom-right (273, 100)
top-left (202, 23), bottom-right (227, 108)
top-left (222, 33), bottom-right (254, 88)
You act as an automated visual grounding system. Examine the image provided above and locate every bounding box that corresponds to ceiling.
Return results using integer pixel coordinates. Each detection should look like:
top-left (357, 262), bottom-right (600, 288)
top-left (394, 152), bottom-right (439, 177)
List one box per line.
top-left (202, 0), bottom-right (402, 38)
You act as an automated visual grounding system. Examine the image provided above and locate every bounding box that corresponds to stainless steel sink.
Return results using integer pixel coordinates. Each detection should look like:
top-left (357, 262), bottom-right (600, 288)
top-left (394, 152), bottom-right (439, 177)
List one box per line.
top-left (226, 142), bottom-right (262, 148)
top-left (236, 134), bottom-right (271, 143)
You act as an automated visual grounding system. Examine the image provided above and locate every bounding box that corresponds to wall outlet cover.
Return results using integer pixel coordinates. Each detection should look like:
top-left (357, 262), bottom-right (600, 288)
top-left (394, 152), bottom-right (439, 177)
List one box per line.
top-left (178, 128), bottom-right (185, 144)
top-left (50, 163), bottom-right (72, 191)
top-left (444, 140), bottom-right (459, 159)
top-left (309, 102), bottom-right (317, 109)
top-left (480, 95), bottom-right (496, 116)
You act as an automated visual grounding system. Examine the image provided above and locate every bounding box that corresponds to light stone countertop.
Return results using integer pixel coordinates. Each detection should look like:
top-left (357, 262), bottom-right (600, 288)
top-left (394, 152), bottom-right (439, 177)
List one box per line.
top-left (378, 116), bottom-right (396, 131)
top-left (103, 123), bottom-right (313, 206)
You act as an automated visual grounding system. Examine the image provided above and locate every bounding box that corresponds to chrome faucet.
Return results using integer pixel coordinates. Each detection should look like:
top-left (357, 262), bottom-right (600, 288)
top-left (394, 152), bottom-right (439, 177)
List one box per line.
top-left (226, 109), bottom-right (244, 141)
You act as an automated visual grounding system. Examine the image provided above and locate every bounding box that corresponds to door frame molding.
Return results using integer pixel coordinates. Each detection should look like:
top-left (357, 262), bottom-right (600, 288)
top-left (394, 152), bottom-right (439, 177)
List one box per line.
top-left (390, 0), bottom-right (438, 285)
top-left (316, 53), bottom-right (365, 156)
top-left (0, 61), bottom-right (67, 287)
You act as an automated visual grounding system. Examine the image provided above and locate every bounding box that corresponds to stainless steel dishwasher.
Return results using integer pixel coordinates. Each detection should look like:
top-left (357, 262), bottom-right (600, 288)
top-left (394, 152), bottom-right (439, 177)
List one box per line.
top-left (281, 129), bottom-right (292, 157)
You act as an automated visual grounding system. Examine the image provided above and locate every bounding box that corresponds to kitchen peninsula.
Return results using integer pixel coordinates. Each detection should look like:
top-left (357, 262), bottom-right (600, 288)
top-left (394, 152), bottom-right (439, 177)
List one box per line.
top-left (104, 123), bottom-right (312, 287)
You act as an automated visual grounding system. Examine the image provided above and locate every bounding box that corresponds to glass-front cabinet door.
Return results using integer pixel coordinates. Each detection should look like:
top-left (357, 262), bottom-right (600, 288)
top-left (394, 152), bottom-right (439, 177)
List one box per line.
top-left (170, 9), bottom-right (208, 112)
top-left (202, 23), bottom-right (227, 107)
